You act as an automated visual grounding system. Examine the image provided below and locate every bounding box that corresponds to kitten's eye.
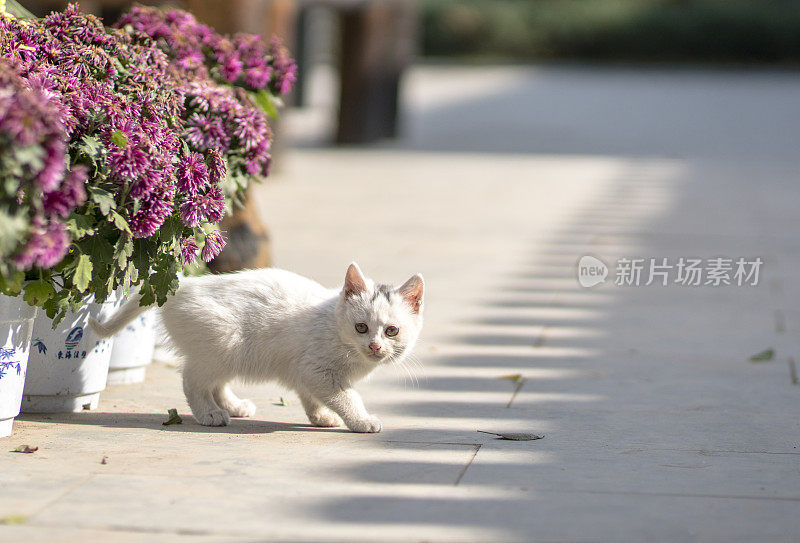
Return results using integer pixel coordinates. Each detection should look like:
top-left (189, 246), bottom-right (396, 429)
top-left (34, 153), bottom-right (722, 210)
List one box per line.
top-left (385, 326), bottom-right (399, 337)
top-left (355, 323), bottom-right (368, 334)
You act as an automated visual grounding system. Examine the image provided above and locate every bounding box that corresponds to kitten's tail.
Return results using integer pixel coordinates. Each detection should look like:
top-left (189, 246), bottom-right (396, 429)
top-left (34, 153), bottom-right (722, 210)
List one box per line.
top-left (89, 293), bottom-right (150, 338)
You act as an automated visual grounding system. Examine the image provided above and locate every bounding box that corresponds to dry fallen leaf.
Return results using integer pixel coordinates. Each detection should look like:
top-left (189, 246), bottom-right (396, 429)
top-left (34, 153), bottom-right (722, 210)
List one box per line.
top-left (478, 430), bottom-right (544, 441)
top-left (499, 374), bottom-right (525, 383)
top-left (162, 408), bottom-right (182, 426)
top-left (12, 445), bottom-right (38, 453)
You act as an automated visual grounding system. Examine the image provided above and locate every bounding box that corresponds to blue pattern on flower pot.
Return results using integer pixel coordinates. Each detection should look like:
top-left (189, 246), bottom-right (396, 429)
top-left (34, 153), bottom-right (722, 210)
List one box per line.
top-left (32, 338), bottom-right (46, 354)
top-left (0, 349), bottom-right (23, 380)
top-left (65, 327), bottom-right (83, 350)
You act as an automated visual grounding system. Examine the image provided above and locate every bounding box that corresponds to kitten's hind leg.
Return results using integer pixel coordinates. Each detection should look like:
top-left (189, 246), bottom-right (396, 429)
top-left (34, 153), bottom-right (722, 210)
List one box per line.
top-left (300, 393), bottom-right (343, 427)
top-left (214, 384), bottom-right (256, 418)
top-left (183, 369), bottom-right (230, 426)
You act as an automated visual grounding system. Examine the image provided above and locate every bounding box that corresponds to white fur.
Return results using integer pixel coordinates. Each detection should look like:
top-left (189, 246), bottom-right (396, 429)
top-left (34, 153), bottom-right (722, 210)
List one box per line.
top-left (91, 263), bottom-right (424, 432)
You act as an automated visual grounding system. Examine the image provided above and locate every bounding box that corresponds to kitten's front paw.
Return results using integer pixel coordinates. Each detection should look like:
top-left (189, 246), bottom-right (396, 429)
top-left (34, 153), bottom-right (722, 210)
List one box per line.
top-left (308, 409), bottom-right (343, 428)
top-left (228, 399), bottom-right (256, 418)
top-left (196, 409), bottom-right (231, 426)
top-left (347, 415), bottom-right (382, 433)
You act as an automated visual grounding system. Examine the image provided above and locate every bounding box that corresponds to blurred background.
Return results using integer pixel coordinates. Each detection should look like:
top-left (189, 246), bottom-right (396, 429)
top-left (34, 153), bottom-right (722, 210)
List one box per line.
top-left (23, 0), bottom-right (800, 149)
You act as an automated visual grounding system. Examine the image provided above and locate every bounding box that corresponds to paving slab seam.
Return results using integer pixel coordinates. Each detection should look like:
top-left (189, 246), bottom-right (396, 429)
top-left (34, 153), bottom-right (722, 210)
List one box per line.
top-left (619, 447), bottom-right (800, 456)
top-left (26, 473), bottom-right (95, 522)
top-left (27, 521), bottom-right (236, 538)
top-left (453, 444), bottom-right (482, 486)
top-left (482, 487), bottom-right (800, 502)
top-left (381, 440), bottom-right (482, 447)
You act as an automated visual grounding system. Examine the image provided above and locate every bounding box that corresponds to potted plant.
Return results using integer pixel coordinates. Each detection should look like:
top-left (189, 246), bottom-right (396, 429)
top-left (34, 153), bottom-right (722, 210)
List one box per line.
top-left (0, 3), bottom-right (295, 412)
top-left (0, 55), bottom-right (75, 431)
top-left (106, 304), bottom-right (155, 385)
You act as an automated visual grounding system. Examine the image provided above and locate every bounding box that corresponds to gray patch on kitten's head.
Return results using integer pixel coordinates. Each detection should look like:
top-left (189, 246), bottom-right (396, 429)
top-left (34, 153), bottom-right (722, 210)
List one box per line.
top-left (336, 263), bottom-right (424, 364)
top-left (372, 284), bottom-right (393, 303)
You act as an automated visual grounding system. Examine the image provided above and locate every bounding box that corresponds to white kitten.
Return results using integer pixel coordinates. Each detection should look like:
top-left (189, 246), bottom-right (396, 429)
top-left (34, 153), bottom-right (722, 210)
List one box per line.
top-left (91, 263), bottom-right (424, 432)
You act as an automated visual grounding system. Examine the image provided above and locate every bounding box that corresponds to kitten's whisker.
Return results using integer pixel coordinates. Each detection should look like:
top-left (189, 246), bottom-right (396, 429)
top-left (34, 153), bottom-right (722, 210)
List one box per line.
top-left (398, 359), bottom-right (419, 388)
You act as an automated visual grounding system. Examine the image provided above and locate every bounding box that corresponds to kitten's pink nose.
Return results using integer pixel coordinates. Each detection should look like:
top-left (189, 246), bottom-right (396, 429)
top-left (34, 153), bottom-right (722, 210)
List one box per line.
top-left (369, 342), bottom-right (381, 353)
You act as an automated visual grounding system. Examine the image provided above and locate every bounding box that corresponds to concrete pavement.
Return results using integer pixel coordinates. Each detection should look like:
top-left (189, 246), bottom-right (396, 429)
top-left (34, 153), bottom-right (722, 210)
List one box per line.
top-left (2, 65), bottom-right (800, 542)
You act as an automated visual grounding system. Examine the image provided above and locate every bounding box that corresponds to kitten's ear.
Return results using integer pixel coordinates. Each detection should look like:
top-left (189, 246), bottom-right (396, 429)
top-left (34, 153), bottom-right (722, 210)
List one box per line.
top-left (344, 262), bottom-right (368, 297)
top-left (398, 274), bottom-right (424, 313)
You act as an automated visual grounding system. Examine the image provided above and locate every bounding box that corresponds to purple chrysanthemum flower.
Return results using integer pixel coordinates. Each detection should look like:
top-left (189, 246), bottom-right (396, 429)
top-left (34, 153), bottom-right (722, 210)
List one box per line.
top-left (42, 165), bottom-right (88, 217)
top-left (178, 184), bottom-right (226, 227)
top-left (179, 236), bottom-right (199, 266)
top-left (219, 53), bottom-right (243, 82)
top-left (129, 182), bottom-right (175, 238)
top-left (206, 149), bottom-right (227, 184)
top-left (37, 140), bottom-right (68, 192)
top-left (179, 198), bottom-right (203, 228)
top-left (176, 152), bottom-right (209, 195)
top-left (184, 112), bottom-right (229, 152)
top-left (14, 220), bottom-right (70, 270)
top-left (233, 108), bottom-right (269, 150)
top-left (200, 230), bottom-right (226, 262)
top-left (244, 63), bottom-right (272, 89)
top-left (129, 168), bottom-right (163, 199)
top-left (244, 137), bottom-right (272, 177)
top-left (202, 185), bottom-right (226, 223)
top-left (109, 140), bottom-right (149, 182)
top-left (269, 37), bottom-right (297, 96)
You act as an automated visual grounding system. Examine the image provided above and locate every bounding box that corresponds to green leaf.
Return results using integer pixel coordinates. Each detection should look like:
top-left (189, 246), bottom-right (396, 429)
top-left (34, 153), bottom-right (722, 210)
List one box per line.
top-left (110, 211), bottom-right (131, 234)
top-left (0, 271), bottom-right (25, 296)
top-left (52, 309), bottom-right (67, 328)
top-left (113, 234), bottom-right (134, 268)
top-left (42, 289), bottom-right (72, 321)
top-left (12, 145), bottom-right (46, 172)
top-left (477, 431), bottom-right (544, 441)
top-left (749, 348), bottom-right (775, 362)
top-left (110, 130), bottom-right (128, 148)
top-left (253, 90), bottom-right (281, 119)
top-left (132, 238), bottom-right (154, 283)
top-left (23, 280), bottom-right (55, 307)
top-left (89, 187), bottom-right (116, 216)
top-left (78, 235), bottom-right (114, 265)
top-left (77, 135), bottom-right (104, 168)
top-left (78, 236), bottom-right (114, 298)
top-left (73, 254), bottom-right (93, 293)
top-left (0, 210), bottom-right (28, 257)
top-left (151, 260), bottom-right (179, 305)
top-left (5, 0), bottom-right (36, 19)
top-left (64, 214), bottom-right (95, 239)
top-left (157, 216), bottom-right (184, 249)
top-left (162, 408), bottom-right (182, 426)
top-left (122, 260), bottom-right (136, 295)
top-left (139, 278), bottom-right (156, 306)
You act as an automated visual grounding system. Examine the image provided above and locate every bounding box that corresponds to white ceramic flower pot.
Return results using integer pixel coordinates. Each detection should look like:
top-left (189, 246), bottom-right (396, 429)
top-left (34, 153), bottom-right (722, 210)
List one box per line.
top-left (107, 309), bottom-right (155, 385)
top-left (0, 295), bottom-right (37, 437)
top-left (22, 294), bottom-right (120, 413)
